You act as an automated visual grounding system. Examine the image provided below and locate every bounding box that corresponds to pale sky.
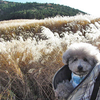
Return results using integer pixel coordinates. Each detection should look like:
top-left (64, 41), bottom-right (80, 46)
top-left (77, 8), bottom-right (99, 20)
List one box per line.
top-left (59, 0), bottom-right (100, 17)
top-left (5, 0), bottom-right (100, 17)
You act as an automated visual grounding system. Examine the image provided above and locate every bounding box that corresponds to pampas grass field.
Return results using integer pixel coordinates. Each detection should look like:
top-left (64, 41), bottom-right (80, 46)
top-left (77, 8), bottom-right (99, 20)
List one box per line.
top-left (0, 14), bottom-right (100, 100)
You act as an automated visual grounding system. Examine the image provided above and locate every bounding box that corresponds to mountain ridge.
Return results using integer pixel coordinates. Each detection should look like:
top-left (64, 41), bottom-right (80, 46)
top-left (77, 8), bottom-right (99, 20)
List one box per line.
top-left (0, 0), bottom-right (86, 20)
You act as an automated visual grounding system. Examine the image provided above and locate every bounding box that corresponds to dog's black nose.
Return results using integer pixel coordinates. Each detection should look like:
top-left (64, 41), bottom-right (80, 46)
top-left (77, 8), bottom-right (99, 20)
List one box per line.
top-left (78, 65), bottom-right (83, 71)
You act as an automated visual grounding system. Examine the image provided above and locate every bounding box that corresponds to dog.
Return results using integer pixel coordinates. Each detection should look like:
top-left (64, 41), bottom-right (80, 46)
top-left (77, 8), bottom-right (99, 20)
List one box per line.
top-left (54, 43), bottom-right (100, 99)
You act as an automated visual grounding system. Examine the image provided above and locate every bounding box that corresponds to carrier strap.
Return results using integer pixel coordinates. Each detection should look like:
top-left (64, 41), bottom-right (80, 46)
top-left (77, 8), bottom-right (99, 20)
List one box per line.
top-left (90, 72), bottom-right (100, 100)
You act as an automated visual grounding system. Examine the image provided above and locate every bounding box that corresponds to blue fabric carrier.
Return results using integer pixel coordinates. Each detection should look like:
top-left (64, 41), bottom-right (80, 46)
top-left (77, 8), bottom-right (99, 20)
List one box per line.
top-left (71, 73), bottom-right (85, 88)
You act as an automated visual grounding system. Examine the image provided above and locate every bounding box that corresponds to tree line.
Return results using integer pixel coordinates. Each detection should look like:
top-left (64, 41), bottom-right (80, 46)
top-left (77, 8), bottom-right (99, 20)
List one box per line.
top-left (0, 1), bottom-right (86, 20)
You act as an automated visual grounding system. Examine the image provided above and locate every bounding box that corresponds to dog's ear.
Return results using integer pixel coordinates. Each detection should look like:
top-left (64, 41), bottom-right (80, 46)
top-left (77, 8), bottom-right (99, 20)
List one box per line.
top-left (93, 59), bottom-right (97, 65)
top-left (93, 57), bottom-right (99, 66)
top-left (62, 51), bottom-right (70, 65)
top-left (92, 53), bottom-right (100, 66)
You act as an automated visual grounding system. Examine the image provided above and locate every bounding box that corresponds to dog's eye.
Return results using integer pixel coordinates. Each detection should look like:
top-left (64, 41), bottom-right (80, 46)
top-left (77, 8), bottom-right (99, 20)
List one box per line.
top-left (73, 58), bottom-right (78, 62)
top-left (83, 58), bottom-right (88, 62)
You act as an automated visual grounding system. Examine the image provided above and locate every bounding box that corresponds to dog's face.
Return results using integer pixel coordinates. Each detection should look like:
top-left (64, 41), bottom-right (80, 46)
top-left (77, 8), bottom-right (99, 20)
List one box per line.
top-left (63, 43), bottom-right (100, 76)
top-left (68, 56), bottom-right (94, 76)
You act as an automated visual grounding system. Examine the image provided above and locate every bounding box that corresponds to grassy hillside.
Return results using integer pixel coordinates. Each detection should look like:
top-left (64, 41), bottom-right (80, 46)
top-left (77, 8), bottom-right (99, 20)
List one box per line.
top-left (0, 1), bottom-right (86, 20)
top-left (0, 14), bottom-right (100, 100)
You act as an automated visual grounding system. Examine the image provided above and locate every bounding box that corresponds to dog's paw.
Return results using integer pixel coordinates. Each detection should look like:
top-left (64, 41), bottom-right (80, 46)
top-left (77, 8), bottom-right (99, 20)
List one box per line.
top-left (54, 80), bottom-right (74, 99)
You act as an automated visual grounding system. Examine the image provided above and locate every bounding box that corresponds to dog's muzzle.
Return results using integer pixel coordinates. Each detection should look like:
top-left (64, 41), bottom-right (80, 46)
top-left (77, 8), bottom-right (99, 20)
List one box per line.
top-left (78, 65), bottom-right (83, 71)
